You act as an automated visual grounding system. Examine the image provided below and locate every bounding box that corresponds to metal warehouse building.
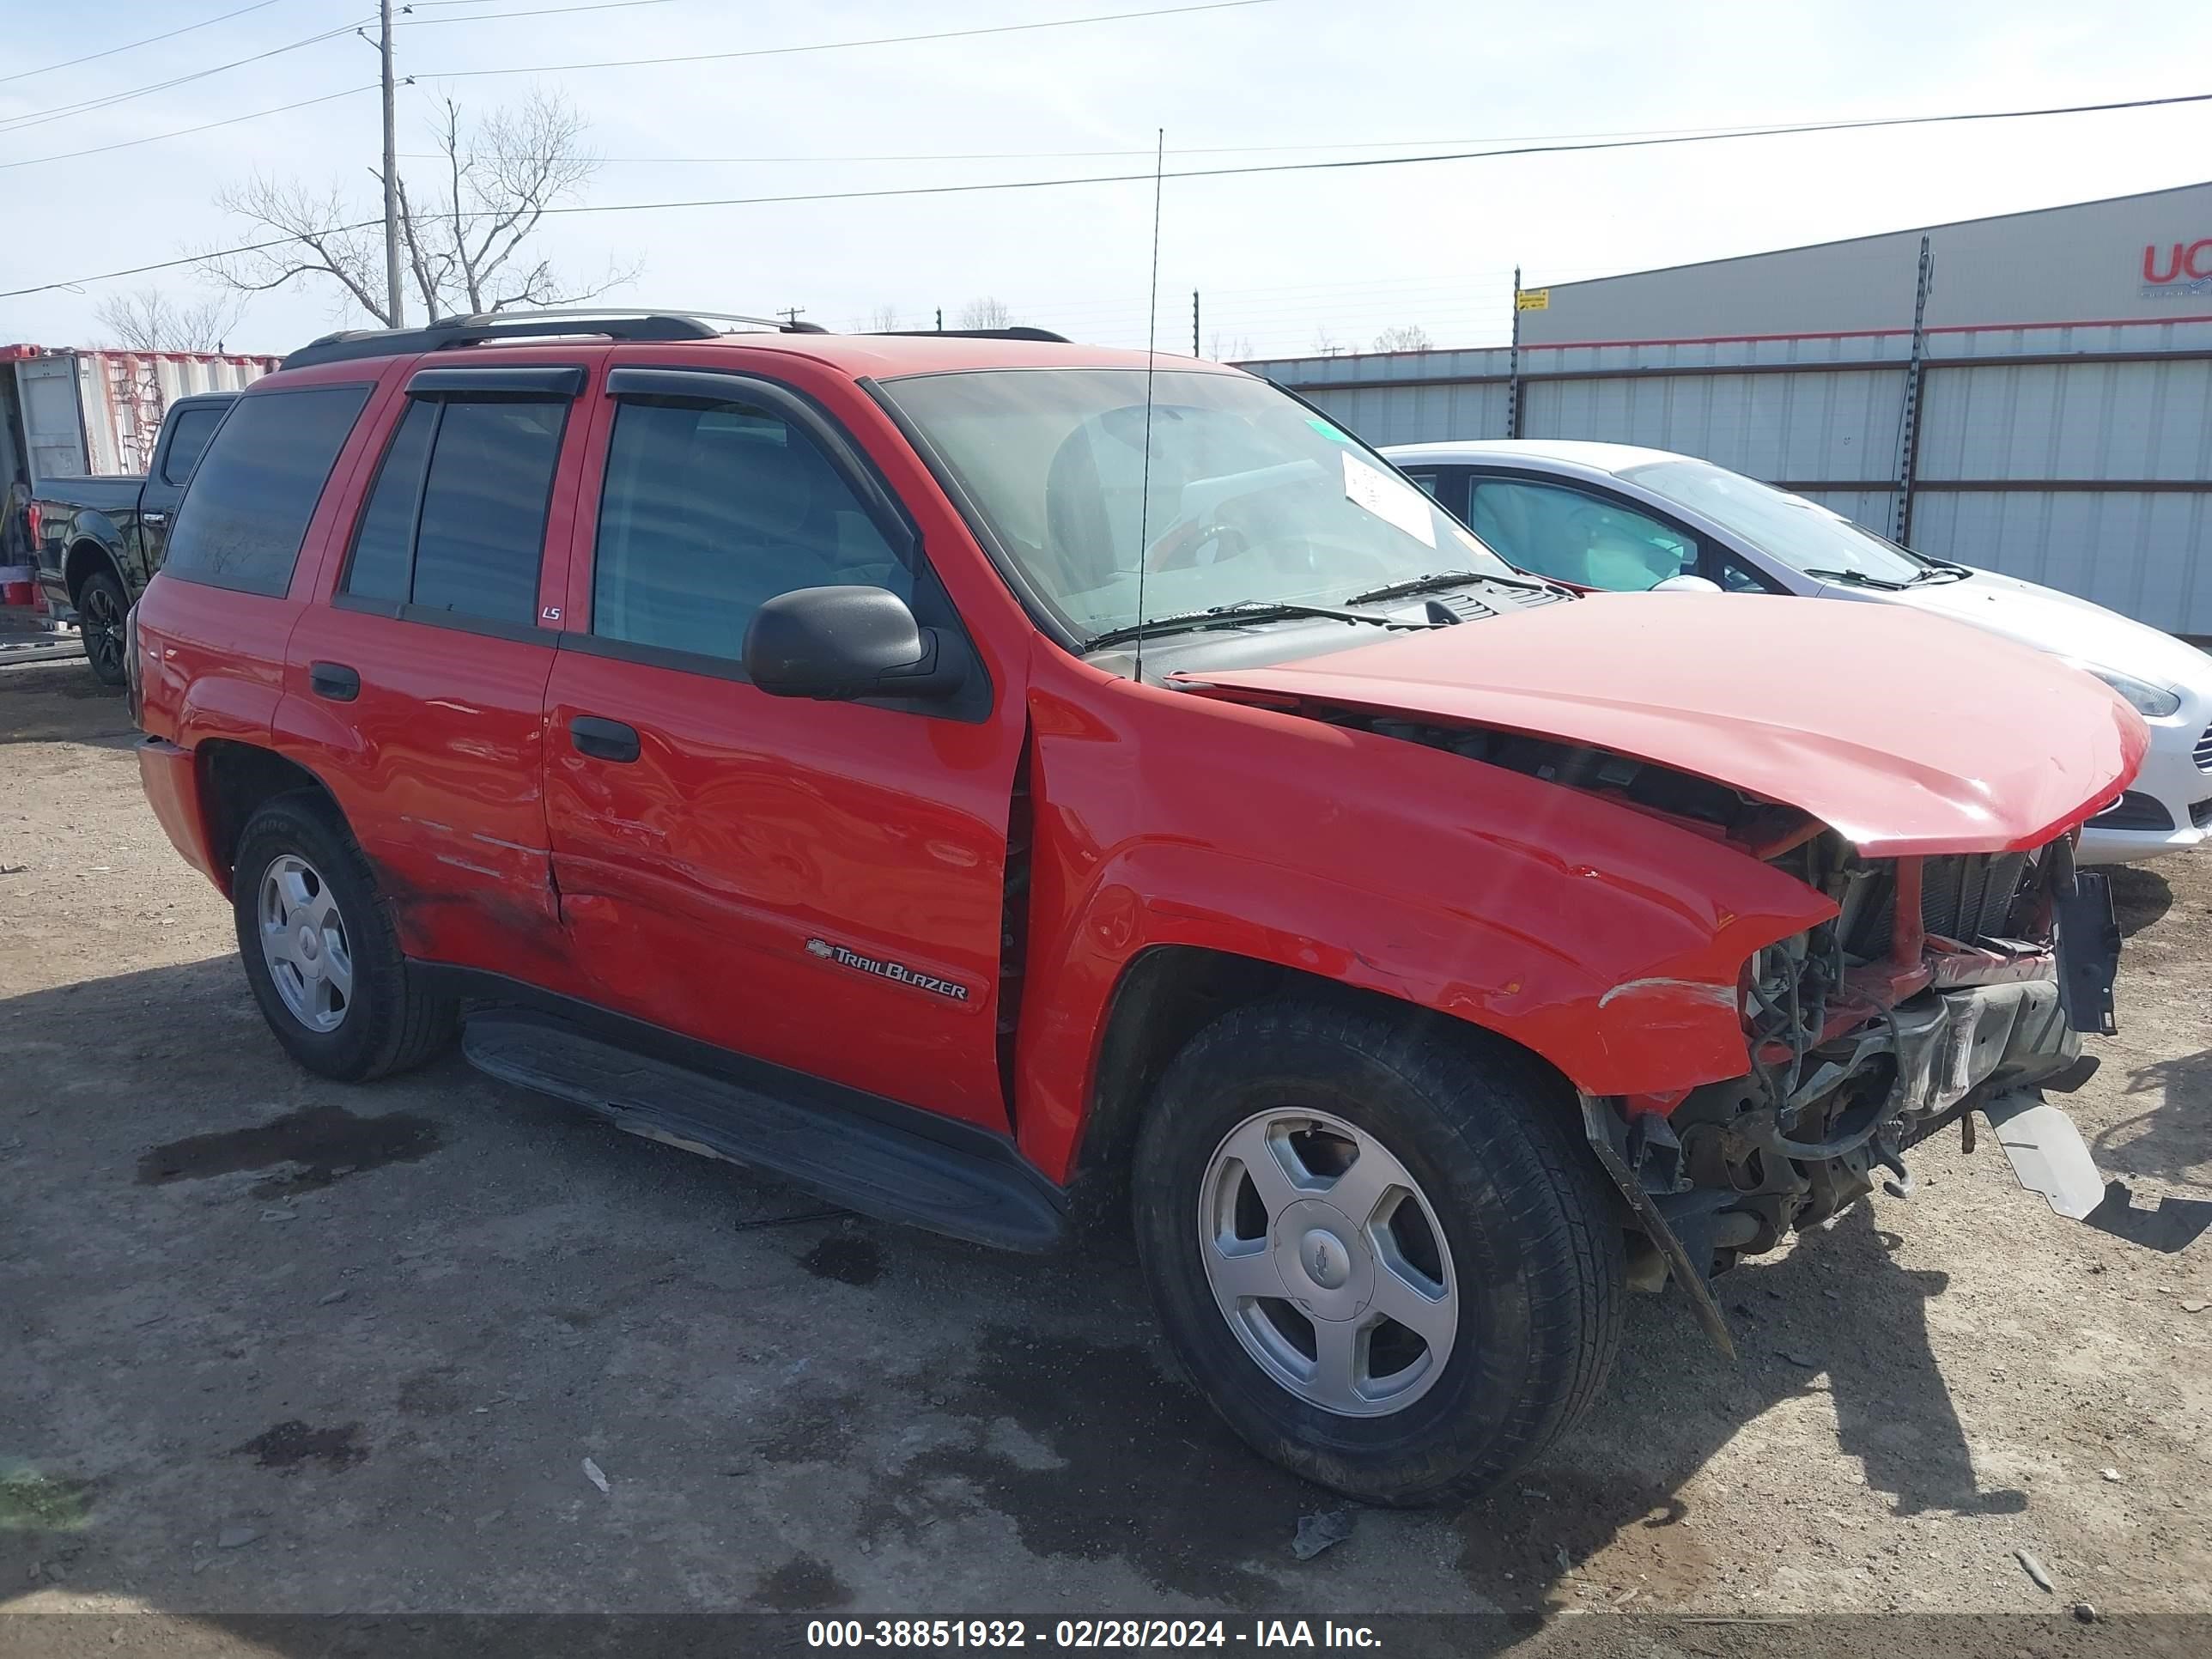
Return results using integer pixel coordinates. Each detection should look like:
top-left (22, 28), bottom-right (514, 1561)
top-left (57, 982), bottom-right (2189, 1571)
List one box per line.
top-left (1243, 179), bottom-right (2212, 635)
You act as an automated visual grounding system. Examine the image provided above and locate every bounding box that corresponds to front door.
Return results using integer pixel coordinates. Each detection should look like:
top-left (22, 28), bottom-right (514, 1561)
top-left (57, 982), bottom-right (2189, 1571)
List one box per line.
top-left (542, 368), bottom-right (1022, 1132)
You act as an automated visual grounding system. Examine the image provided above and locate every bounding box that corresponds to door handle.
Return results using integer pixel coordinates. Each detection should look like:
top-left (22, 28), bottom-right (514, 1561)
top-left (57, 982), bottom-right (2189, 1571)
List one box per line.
top-left (140, 510), bottom-right (169, 526)
top-left (309, 661), bottom-right (361, 702)
top-left (570, 714), bottom-right (641, 763)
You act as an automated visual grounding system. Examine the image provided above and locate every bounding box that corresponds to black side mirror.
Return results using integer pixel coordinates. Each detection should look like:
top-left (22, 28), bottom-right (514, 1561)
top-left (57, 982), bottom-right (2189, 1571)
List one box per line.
top-left (743, 585), bottom-right (964, 702)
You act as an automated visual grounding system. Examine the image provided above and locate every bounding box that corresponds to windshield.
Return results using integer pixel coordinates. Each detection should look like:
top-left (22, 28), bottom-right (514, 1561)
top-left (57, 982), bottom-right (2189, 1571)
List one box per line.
top-left (1619, 457), bottom-right (1933, 584)
top-left (878, 368), bottom-right (1514, 641)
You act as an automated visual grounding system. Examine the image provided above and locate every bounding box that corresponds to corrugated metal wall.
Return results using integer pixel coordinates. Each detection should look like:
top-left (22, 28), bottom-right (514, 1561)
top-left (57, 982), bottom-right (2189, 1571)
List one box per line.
top-left (1244, 316), bottom-right (2212, 635)
top-left (3, 348), bottom-right (280, 482)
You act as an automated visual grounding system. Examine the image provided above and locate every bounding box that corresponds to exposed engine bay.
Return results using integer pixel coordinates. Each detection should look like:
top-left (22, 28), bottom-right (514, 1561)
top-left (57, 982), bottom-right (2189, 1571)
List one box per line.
top-left (1328, 710), bottom-right (2127, 1347)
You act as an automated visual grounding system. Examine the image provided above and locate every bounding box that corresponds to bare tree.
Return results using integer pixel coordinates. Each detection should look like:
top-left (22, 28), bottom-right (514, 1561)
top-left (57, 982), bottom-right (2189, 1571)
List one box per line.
top-left (957, 295), bottom-right (1012, 330)
top-left (199, 89), bottom-right (636, 326)
top-left (94, 288), bottom-right (245, 353)
top-left (1310, 325), bottom-right (1344, 357)
top-left (1372, 324), bottom-right (1433, 352)
top-left (866, 304), bottom-right (905, 331)
top-left (1206, 329), bottom-right (1255, 362)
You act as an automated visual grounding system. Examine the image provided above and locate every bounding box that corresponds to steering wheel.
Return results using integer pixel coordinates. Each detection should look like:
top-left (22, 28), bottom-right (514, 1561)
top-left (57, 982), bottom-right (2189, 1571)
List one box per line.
top-left (1143, 518), bottom-right (1250, 573)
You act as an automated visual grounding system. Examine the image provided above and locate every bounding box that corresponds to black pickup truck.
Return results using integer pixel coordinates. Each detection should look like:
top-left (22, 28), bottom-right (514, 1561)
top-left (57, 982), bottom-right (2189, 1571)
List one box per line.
top-left (27, 392), bottom-right (234, 684)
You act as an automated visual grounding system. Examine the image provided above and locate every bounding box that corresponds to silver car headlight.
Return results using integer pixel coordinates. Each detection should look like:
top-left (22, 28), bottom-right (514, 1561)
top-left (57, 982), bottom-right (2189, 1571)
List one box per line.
top-left (2073, 662), bottom-right (2183, 720)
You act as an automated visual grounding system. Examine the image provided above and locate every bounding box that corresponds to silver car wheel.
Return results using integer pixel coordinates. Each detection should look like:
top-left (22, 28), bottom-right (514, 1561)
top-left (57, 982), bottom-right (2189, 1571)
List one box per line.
top-left (1197, 1107), bottom-right (1457, 1417)
top-left (257, 853), bottom-right (355, 1034)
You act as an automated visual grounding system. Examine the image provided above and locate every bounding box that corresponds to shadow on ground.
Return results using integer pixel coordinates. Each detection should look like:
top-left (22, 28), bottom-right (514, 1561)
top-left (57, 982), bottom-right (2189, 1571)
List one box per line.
top-left (0, 662), bottom-right (135, 749)
top-left (0, 955), bottom-right (2043, 1636)
top-left (2094, 1047), bottom-right (2212, 1192)
top-left (2107, 866), bottom-right (2174, 939)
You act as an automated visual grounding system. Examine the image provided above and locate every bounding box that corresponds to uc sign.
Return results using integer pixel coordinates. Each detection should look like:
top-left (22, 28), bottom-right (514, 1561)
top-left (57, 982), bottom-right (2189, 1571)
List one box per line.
top-left (2142, 240), bottom-right (2212, 283)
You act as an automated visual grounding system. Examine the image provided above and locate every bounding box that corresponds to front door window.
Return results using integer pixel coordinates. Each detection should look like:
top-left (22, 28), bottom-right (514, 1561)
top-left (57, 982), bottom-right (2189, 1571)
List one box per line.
top-left (1468, 477), bottom-right (1695, 591)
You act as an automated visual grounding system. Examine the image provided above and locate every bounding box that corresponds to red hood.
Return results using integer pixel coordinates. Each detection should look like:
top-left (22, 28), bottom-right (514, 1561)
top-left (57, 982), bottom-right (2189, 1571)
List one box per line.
top-left (1174, 592), bottom-right (2148, 857)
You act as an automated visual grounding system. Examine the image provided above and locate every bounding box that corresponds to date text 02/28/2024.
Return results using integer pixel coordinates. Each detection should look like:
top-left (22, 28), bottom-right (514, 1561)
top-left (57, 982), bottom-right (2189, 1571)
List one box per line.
top-left (805, 1621), bottom-right (1382, 1649)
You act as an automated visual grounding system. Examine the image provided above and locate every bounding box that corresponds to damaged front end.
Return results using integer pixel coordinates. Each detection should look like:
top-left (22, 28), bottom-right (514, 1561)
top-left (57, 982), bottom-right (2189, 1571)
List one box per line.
top-left (1584, 828), bottom-right (2123, 1356)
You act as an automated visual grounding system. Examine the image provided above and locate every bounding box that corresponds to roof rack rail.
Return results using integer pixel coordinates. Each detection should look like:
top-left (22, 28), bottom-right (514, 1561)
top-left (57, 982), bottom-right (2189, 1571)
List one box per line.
top-left (873, 326), bottom-right (1072, 343)
top-left (279, 307), bottom-right (829, 371)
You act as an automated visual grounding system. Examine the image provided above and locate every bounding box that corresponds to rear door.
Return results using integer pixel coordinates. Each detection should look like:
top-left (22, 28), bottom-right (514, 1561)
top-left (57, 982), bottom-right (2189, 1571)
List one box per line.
top-left (541, 364), bottom-right (1020, 1131)
top-left (277, 357), bottom-right (599, 986)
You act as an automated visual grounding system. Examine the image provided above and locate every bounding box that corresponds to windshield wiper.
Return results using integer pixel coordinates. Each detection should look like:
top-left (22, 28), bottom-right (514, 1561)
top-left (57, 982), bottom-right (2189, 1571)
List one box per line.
top-left (1345, 569), bottom-right (1554, 604)
top-left (1907, 562), bottom-right (1972, 584)
top-left (1802, 568), bottom-right (1909, 592)
top-left (1084, 600), bottom-right (1443, 653)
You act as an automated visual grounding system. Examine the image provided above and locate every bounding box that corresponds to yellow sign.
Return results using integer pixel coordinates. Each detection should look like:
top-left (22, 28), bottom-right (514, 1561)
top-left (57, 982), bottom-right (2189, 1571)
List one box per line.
top-left (1516, 288), bottom-right (1550, 312)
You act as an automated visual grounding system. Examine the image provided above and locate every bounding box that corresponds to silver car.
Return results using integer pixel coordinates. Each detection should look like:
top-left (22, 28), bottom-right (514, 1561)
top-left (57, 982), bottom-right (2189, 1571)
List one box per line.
top-left (1385, 438), bottom-right (2212, 866)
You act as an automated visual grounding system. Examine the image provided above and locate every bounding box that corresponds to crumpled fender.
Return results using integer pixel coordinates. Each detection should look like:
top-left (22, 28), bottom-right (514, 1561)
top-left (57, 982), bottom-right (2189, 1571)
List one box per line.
top-left (1012, 664), bottom-right (1836, 1183)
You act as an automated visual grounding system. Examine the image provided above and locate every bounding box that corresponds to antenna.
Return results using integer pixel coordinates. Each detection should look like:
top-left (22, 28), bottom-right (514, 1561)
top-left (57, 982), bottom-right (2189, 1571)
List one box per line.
top-left (1132, 128), bottom-right (1165, 687)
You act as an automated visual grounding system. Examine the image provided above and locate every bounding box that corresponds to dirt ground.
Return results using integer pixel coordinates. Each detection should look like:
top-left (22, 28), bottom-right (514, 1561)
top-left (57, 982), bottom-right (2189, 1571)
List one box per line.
top-left (3, 656), bottom-right (2208, 1650)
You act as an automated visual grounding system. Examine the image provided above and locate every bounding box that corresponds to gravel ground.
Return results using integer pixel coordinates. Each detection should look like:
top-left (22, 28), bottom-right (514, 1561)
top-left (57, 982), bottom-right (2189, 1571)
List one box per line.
top-left (2, 657), bottom-right (2207, 1650)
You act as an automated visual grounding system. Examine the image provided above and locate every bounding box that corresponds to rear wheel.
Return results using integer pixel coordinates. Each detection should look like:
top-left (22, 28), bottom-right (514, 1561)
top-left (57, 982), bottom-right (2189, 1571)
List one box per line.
top-left (76, 569), bottom-right (129, 687)
top-left (1132, 998), bottom-right (1624, 1506)
top-left (232, 794), bottom-right (453, 1081)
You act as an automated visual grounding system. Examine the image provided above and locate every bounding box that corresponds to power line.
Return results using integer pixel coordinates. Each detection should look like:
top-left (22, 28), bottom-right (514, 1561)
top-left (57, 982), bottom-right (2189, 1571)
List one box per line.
top-left (7, 88), bottom-right (2206, 299)
top-left (520, 88), bottom-right (2212, 219)
top-left (501, 116), bottom-right (1994, 168)
top-left (426, 0), bottom-right (1279, 77)
top-left (0, 85), bottom-right (385, 172)
top-left (396, 0), bottom-right (676, 21)
top-left (0, 0), bottom-right (291, 88)
top-left (0, 17), bottom-right (367, 136)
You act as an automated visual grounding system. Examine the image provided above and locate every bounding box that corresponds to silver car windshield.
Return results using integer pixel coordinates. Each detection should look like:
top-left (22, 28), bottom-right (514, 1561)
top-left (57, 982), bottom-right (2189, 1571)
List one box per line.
top-left (1620, 457), bottom-right (1930, 584)
top-left (878, 368), bottom-right (1514, 641)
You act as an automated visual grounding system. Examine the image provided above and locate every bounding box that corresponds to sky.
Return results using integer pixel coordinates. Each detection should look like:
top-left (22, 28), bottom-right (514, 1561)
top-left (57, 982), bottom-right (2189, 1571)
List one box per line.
top-left (2, 0), bottom-right (2209, 362)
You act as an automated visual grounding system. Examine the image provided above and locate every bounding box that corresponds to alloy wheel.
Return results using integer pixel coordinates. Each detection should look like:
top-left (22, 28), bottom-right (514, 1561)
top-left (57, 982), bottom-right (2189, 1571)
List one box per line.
top-left (1197, 1107), bottom-right (1457, 1417)
top-left (257, 854), bottom-right (354, 1033)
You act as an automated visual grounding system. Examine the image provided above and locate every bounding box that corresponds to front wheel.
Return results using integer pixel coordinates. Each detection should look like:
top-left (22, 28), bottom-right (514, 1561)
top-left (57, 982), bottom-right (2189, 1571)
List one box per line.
top-left (1132, 999), bottom-right (1625, 1507)
top-left (76, 569), bottom-right (129, 687)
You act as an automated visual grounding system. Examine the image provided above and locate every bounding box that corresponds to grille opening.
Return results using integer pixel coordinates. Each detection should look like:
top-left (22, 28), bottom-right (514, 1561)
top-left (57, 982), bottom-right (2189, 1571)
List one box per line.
top-left (2091, 792), bottom-right (2177, 833)
top-left (1845, 850), bottom-right (2031, 960)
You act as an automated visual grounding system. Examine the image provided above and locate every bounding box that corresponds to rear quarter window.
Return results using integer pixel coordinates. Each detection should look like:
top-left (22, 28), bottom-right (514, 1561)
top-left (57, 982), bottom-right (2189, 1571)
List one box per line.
top-left (161, 385), bottom-right (371, 597)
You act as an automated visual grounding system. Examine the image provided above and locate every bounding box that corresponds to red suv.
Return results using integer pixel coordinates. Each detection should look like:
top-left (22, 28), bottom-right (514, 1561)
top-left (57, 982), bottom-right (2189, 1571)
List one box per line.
top-left (132, 309), bottom-right (2139, 1505)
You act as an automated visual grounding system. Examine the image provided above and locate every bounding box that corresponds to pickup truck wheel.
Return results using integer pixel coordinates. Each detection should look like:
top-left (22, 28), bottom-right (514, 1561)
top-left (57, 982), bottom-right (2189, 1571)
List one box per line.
top-left (232, 795), bottom-right (454, 1082)
top-left (1133, 999), bottom-right (1624, 1507)
top-left (76, 570), bottom-right (129, 687)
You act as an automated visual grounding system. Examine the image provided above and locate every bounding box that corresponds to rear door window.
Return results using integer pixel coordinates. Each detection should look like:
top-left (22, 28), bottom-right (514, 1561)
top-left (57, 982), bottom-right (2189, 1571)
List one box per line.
top-left (161, 386), bottom-right (371, 597)
top-left (338, 396), bottom-right (568, 626)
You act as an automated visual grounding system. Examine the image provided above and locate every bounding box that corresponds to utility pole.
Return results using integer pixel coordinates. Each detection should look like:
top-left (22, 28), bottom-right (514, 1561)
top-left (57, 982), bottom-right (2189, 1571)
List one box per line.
top-left (934, 307), bottom-right (944, 332)
top-left (778, 306), bottom-right (806, 327)
top-left (1505, 264), bottom-right (1522, 440)
top-left (1893, 234), bottom-right (1934, 544)
top-left (1192, 290), bottom-right (1200, 357)
top-left (379, 0), bottom-right (403, 327)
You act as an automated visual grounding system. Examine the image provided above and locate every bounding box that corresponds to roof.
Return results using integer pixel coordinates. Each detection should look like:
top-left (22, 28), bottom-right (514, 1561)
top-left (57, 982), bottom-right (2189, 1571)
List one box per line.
top-left (1382, 437), bottom-right (1685, 474)
top-left (690, 331), bottom-right (1231, 380)
top-left (272, 309), bottom-right (1232, 380)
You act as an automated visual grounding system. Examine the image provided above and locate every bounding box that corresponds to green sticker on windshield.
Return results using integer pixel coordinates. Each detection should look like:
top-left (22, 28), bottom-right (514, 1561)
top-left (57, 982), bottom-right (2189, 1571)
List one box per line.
top-left (1305, 415), bottom-right (1352, 443)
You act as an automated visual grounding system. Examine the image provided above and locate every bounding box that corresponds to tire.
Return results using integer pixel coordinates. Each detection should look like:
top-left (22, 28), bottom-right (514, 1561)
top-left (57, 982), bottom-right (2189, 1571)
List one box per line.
top-left (1132, 997), bottom-right (1625, 1507)
top-left (76, 568), bottom-right (129, 687)
top-left (231, 793), bottom-right (454, 1081)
